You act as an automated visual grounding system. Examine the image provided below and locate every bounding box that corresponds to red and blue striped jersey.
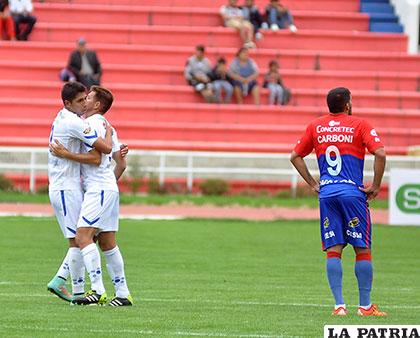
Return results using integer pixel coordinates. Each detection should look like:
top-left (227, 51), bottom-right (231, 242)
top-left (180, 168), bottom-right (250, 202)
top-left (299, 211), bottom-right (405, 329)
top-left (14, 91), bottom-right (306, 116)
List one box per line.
top-left (294, 113), bottom-right (384, 198)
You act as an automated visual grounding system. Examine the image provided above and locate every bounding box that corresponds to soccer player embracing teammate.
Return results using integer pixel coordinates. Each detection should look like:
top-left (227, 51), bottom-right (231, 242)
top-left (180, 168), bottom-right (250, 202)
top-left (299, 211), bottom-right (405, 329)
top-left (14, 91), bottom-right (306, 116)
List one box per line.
top-left (47, 82), bottom-right (132, 306)
top-left (290, 87), bottom-right (387, 317)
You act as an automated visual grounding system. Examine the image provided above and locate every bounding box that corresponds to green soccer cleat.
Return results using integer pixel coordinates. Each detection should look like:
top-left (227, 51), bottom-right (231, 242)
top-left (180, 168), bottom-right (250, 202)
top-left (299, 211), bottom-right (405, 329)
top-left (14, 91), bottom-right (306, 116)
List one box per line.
top-left (108, 295), bottom-right (133, 307)
top-left (47, 276), bottom-right (72, 302)
top-left (71, 290), bottom-right (107, 306)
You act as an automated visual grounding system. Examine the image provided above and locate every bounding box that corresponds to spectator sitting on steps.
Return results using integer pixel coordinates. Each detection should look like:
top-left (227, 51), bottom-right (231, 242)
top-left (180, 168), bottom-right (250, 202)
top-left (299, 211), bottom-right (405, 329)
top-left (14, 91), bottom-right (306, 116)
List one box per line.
top-left (241, 0), bottom-right (264, 41)
top-left (263, 60), bottom-right (291, 105)
top-left (9, 0), bottom-right (36, 41)
top-left (229, 47), bottom-right (260, 105)
top-left (0, 0), bottom-right (16, 40)
top-left (184, 44), bottom-right (216, 103)
top-left (220, 0), bottom-right (256, 48)
top-left (60, 38), bottom-right (102, 89)
top-left (265, 0), bottom-right (297, 33)
top-left (210, 57), bottom-right (234, 104)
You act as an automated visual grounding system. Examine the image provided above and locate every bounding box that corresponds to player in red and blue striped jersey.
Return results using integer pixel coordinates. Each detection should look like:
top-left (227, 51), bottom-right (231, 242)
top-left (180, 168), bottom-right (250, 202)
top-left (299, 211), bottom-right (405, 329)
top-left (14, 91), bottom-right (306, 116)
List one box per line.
top-left (290, 87), bottom-right (387, 317)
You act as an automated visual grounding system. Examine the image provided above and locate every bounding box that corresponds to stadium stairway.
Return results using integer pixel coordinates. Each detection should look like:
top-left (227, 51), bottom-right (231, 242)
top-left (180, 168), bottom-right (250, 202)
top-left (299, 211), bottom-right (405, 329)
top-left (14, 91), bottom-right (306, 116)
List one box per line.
top-left (0, 0), bottom-right (419, 157)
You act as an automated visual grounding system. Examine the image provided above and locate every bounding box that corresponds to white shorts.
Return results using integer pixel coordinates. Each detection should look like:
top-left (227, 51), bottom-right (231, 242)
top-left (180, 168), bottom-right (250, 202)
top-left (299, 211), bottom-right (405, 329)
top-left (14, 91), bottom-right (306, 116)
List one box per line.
top-left (49, 189), bottom-right (83, 239)
top-left (77, 190), bottom-right (119, 233)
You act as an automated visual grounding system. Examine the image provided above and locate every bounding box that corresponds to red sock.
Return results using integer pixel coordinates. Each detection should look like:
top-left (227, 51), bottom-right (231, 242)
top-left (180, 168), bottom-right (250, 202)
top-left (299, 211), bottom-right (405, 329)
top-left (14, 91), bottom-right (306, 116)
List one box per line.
top-left (327, 251), bottom-right (342, 259)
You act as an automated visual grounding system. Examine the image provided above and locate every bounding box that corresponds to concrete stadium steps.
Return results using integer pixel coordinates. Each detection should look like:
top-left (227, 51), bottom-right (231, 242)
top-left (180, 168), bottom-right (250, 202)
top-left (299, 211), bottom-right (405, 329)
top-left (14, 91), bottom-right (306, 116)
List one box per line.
top-left (2, 60), bottom-right (419, 92)
top-left (1, 99), bottom-right (419, 130)
top-left (39, 0), bottom-right (361, 12)
top-left (2, 80), bottom-right (417, 109)
top-left (2, 42), bottom-right (419, 72)
top-left (29, 23), bottom-right (407, 52)
top-left (0, 117), bottom-right (418, 151)
top-left (34, 3), bottom-right (369, 31)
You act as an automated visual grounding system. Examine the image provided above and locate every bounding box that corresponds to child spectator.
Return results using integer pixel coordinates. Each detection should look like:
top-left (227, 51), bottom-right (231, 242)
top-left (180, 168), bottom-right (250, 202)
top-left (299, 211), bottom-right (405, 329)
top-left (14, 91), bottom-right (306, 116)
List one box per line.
top-left (241, 0), bottom-right (264, 40)
top-left (9, 0), bottom-right (37, 41)
top-left (265, 0), bottom-right (297, 33)
top-left (230, 47), bottom-right (260, 105)
top-left (210, 57), bottom-right (234, 103)
top-left (0, 0), bottom-right (16, 40)
top-left (263, 60), bottom-right (291, 105)
top-left (220, 0), bottom-right (256, 48)
top-left (184, 45), bottom-right (215, 103)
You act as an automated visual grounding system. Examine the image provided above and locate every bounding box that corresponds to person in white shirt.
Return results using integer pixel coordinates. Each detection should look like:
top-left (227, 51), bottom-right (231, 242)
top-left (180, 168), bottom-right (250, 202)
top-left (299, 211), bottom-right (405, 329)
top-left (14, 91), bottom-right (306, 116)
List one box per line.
top-left (47, 82), bottom-right (113, 302)
top-left (9, 0), bottom-right (36, 40)
top-left (50, 86), bottom-right (132, 306)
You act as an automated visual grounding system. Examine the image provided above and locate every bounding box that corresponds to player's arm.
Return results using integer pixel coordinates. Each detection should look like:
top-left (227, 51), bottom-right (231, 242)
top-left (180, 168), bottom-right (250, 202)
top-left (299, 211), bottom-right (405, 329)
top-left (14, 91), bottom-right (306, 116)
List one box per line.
top-left (50, 140), bottom-right (101, 166)
top-left (359, 147), bottom-right (386, 201)
top-left (112, 147), bottom-right (127, 180)
top-left (290, 151), bottom-right (320, 193)
top-left (91, 124), bottom-right (112, 154)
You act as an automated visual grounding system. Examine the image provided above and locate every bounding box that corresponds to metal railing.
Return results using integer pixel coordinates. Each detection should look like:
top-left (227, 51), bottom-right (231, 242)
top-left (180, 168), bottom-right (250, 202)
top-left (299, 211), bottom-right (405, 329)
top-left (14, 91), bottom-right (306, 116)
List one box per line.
top-left (1, 146), bottom-right (420, 196)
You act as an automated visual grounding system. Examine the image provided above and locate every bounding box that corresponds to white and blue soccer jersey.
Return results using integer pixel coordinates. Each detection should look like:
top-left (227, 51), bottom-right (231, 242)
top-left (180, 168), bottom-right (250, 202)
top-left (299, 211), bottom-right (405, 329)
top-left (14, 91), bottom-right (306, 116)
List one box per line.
top-left (78, 114), bottom-right (121, 232)
top-left (80, 114), bottom-right (120, 193)
top-left (48, 108), bottom-right (99, 238)
top-left (48, 108), bottom-right (99, 191)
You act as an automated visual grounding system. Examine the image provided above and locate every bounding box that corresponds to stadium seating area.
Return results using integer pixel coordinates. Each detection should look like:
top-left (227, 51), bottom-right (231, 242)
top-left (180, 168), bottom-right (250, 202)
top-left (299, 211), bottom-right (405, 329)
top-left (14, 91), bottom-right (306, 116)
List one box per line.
top-left (0, 0), bottom-right (419, 155)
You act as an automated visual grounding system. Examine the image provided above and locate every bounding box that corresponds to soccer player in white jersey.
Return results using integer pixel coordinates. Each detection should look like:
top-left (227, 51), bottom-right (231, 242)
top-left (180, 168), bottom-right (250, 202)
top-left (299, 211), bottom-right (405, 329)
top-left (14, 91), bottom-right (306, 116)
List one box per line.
top-left (47, 82), bottom-right (113, 302)
top-left (50, 86), bottom-right (132, 306)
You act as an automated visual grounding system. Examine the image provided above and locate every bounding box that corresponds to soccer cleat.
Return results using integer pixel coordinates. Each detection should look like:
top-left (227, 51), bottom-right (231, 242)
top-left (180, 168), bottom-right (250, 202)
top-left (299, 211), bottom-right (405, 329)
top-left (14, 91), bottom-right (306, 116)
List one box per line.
top-left (108, 295), bottom-right (133, 307)
top-left (47, 276), bottom-right (72, 302)
top-left (71, 290), bottom-right (107, 306)
top-left (71, 292), bottom-right (85, 302)
top-left (332, 306), bottom-right (347, 316)
top-left (357, 304), bottom-right (387, 317)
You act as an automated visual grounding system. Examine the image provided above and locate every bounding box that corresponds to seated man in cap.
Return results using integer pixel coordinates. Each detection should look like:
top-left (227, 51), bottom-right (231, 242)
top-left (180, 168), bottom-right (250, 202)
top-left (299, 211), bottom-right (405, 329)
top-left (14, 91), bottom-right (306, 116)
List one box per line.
top-left (60, 38), bottom-right (102, 89)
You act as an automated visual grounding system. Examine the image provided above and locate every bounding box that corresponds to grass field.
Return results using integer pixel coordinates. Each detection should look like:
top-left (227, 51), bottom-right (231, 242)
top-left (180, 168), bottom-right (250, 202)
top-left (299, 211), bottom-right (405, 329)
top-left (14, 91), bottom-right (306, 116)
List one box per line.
top-left (1, 216), bottom-right (419, 338)
top-left (0, 191), bottom-right (389, 209)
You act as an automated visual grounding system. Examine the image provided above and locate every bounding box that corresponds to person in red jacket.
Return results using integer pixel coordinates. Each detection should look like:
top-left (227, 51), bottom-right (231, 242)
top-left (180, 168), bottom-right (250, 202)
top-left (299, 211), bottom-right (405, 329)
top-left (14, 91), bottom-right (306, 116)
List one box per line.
top-left (0, 0), bottom-right (16, 40)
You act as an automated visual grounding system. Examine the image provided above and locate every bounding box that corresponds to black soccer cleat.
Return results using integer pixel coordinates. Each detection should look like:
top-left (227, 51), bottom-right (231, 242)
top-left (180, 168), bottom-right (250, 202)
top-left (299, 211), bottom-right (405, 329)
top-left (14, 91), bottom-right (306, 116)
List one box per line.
top-left (108, 295), bottom-right (133, 307)
top-left (71, 290), bottom-right (107, 306)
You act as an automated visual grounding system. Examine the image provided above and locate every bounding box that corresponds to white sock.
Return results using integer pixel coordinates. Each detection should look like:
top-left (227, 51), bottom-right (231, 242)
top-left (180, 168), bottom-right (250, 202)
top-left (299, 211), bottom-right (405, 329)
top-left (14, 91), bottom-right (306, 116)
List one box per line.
top-left (55, 249), bottom-right (71, 280)
top-left (359, 303), bottom-right (372, 310)
top-left (81, 243), bottom-right (105, 295)
top-left (68, 247), bottom-right (85, 295)
top-left (103, 246), bottom-right (130, 298)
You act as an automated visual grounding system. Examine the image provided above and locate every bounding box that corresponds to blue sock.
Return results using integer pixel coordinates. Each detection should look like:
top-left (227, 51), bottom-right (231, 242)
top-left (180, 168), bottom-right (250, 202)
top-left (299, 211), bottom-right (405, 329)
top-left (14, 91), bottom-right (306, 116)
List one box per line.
top-left (326, 257), bottom-right (344, 305)
top-left (355, 257), bottom-right (373, 307)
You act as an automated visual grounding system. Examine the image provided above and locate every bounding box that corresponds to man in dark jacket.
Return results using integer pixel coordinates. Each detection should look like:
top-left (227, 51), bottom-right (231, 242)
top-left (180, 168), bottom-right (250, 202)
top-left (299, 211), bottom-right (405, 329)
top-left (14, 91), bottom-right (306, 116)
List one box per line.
top-left (61, 38), bottom-right (102, 89)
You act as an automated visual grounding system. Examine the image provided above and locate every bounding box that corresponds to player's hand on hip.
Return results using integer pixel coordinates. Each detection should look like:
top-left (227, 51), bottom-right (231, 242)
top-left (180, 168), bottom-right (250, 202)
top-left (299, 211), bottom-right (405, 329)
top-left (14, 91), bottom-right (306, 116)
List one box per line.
top-left (312, 183), bottom-right (320, 193)
top-left (359, 185), bottom-right (380, 201)
top-left (120, 143), bottom-right (129, 158)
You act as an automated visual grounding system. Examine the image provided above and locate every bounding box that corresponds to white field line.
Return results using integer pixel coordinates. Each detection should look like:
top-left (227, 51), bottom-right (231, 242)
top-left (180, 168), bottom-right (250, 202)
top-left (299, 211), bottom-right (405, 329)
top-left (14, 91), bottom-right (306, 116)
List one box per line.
top-left (0, 292), bottom-right (419, 310)
top-left (0, 212), bottom-right (184, 220)
top-left (0, 324), bottom-right (285, 338)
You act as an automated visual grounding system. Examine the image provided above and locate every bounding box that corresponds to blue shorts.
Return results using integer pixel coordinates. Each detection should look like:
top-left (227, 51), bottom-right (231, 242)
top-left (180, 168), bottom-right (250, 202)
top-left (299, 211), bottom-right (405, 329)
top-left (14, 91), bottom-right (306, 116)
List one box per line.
top-left (232, 80), bottom-right (258, 96)
top-left (319, 195), bottom-right (372, 251)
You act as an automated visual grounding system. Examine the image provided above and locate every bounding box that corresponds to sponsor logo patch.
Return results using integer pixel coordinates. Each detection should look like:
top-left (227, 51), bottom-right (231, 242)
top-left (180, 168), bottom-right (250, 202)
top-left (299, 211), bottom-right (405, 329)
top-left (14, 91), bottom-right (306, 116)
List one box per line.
top-left (323, 217), bottom-right (330, 229)
top-left (348, 217), bottom-right (359, 228)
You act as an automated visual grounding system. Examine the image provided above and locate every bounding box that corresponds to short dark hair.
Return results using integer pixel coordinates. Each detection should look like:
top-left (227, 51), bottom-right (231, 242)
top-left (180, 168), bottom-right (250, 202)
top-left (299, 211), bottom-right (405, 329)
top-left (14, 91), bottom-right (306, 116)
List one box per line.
top-left (217, 57), bottom-right (226, 65)
top-left (236, 47), bottom-right (248, 57)
top-left (61, 82), bottom-right (86, 105)
top-left (327, 87), bottom-right (351, 113)
top-left (269, 60), bottom-right (279, 68)
top-left (90, 85), bottom-right (114, 114)
top-left (196, 44), bottom-right (205, 52)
